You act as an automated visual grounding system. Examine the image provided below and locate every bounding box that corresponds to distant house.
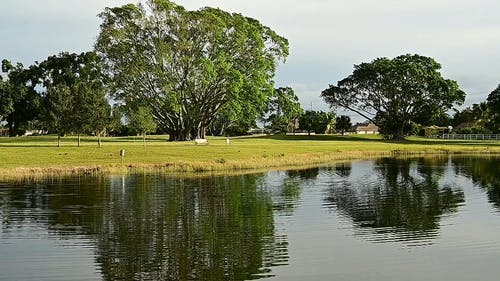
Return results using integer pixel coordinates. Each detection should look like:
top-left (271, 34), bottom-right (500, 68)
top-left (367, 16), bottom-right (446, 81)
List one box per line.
top-left (355, 123), bottom-right (379, 134)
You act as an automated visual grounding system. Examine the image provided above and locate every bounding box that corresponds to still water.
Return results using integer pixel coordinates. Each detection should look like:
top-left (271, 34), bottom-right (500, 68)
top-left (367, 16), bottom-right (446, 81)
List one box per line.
top-left (1, 157), bottom-right (499, 280)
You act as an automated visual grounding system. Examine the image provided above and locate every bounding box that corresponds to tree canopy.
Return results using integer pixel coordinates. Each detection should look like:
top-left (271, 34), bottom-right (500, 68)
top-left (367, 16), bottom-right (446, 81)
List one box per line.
top-left (42, 85), bottom-right (73, 147)
top-left (38, 52), bottom-right (111, 147)
top-left (299, 111), bottom-right (335, 135)
top-left (127, 106), bottom-right (157, 145)
top-left (335, 115), bottom-right (352, 135)
top-left (1, 59), bottom-right (41, 136)
top-left (321, 54), bottom-right (465, 139)
top-left (0, 77), bottom-right (12, 121)
top-left (96, 0), bottom-right (288, 141)
top-left (487, 85), bottom-right (500, 133)
top-left (265, 87), bottom-right (302, 134)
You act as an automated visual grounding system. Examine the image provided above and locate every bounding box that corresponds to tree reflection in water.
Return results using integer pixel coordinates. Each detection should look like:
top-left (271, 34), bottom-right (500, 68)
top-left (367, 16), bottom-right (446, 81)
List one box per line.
top-left (0, 173), bottom-right (289, 280)
top-left (452, 157), bottom-right (500, 210)
top-left (271, 168), bottom-right (319, 215)
top-left (325, 158), bottom-right (465, 245)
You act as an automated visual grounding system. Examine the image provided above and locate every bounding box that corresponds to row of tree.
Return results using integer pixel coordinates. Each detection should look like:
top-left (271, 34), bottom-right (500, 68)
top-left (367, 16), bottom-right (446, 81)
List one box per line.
top-left (1, 0), bottom-right (498, 141)
top-left (0, 53), bottom-right (159, 146)
top-left (450, 86), bottom-right (499, 133)
top-left (321, 54), bottom-right (500, 139)
top-left (1, 0), bottom-right (291, 142)
top-left (0, 53), bottom-right (347, 142)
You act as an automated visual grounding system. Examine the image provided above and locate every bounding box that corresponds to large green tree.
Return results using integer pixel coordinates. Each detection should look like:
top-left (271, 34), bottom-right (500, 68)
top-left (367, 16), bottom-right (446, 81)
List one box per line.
top-left (207, 106), bottom-right (258, 136)
top-left (96, 0), bottom-right (288, 141)
top-left (42, 85), bottom-right (73, 147)
top-left (335, 115), bottom-right (352, 135)
top-left (127, 106), bottom-right (157, 146)
top-left (299, 110), bottom-right (335, 135)
top-left (265, 87), bottom-right (303, 134)
top-left (1, 59), bottom-right (42, 136)
top-left (72, 82), bottom-right (112, 147)
top-left (38, 52), bottom-right (110, 146)
top-left (321, 54), bottom-right (465, 140)
top-left (452, 102), bottom-right (491, 133)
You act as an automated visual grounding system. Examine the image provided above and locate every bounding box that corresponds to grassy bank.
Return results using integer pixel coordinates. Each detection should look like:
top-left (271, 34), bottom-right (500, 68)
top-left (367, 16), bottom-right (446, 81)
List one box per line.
top-left (0, 134), bottom-right (499, 180)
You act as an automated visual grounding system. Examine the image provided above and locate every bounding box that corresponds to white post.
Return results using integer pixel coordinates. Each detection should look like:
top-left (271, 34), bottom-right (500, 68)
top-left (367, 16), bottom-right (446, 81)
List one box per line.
top-left (120, 149), bottom-right (125, 164)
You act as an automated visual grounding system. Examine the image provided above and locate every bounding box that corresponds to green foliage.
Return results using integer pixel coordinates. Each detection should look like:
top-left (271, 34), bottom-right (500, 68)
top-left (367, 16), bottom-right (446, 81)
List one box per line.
top-left (38, 52), bottom-right (102, 89)
top-left (452, 102), bottom-right (494, 133)
top-left (108, 105), bottom-right (124, 135)
top-left (208, 102), bottom-right (259, 136)
top-left (266, 87), bottom-right (302, 134)
top-left (42, 85), bottom-right (73, 146)
top-left (0, 77), bottom-right (13, 120)
top-left (87, 90), bottom-right (112, 148)
top-left (96, 0), bottom-right (288, 141)
top-left (127, 106), bottom-right (157, 143)
top-left (299, 110), bottom-right (335, 135)
top-left (455, 126), bottom-right (491, 134)
top-left (335, 115), bottom-right (352, 135)
top-left (487, 85), bottom-right (500, 133)
top-left (322, 54), bottom-right (465, 140)
top-left (38, 52), bottom-right (111, 146)
top-left (0, 59), bottom-right (42, 136)
top-left (74, 82), bottom-right (112, 146)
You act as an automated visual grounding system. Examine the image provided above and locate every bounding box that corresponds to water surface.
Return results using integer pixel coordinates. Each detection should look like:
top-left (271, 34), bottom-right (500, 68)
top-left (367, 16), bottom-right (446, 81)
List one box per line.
top-left (1, 156), bottom-right (499, 280)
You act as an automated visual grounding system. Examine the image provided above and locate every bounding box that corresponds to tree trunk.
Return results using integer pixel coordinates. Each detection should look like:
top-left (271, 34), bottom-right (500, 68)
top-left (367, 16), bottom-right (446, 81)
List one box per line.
top-left (196, 124), bottom-right (206, 140)
top-left (143, 133), bottom-right (146, 147)
top-left (97, 133), bottom-right (102, 148)
top-left (57, 134), bottom-right (61, 148)
top-left (7, 116), bottom-right (15, 137)
top-left (393, 127), bottom-right (406, 140)
top-left (168, 129), bottom-right (193, 141)
top-left (394, 133), bottom-right (406, 141)
top-left (8, 124), bottom-right (15, 137)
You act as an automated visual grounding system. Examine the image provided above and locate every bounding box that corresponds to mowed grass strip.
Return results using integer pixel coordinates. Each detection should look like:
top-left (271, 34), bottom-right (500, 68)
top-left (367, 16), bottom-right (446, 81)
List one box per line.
top-left (0, 134), bottom-right (499, 179)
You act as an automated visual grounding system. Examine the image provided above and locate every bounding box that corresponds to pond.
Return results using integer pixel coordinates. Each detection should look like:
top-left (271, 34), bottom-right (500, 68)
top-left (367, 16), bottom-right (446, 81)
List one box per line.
top-left (1, 156), bottom-right (499, 280)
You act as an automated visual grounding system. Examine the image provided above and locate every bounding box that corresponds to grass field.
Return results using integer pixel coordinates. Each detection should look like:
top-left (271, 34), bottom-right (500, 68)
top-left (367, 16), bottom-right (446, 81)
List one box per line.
top-left (0, 134), bottom-right (499, 179)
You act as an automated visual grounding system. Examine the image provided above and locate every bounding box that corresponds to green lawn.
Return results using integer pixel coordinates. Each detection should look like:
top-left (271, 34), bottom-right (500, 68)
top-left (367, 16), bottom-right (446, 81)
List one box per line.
top-left (0, 134), bottom-right (499, 179)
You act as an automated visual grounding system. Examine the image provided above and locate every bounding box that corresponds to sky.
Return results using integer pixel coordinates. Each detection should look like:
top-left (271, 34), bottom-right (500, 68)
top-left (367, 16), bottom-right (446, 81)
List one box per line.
top-left (1, 0), bottom-right (499, 121)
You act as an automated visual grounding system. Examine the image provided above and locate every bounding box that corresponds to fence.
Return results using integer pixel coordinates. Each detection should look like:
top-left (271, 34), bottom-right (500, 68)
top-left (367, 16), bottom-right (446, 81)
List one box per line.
top-left (431, 134), bottom-right (500, 140)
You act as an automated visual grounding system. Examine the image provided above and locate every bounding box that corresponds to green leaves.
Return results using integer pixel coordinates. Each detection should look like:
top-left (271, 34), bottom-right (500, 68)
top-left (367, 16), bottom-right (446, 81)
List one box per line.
top-left (335, 115), bottom-right (352, 135)
top-left (127, 106), bottom-right (157, 136)
top-left (266, 87), bottom-right (303, 134)
top-left (299, 111), bottom-right (335, 135)
top-left (0, 59), bottom-right (42, 136)
top-left (42, 84), bottom-right (73, 136)
top-left (0, 78), bottom-right (13, 120)
top-left (96, 0), bottom-right (288, 140)
top-left (322, 54), bottom-right (465, 139)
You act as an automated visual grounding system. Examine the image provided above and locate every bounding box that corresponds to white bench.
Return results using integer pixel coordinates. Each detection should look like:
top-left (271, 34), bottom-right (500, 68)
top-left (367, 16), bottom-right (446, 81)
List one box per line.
top-left (194, 138), bottom-right (208, 145)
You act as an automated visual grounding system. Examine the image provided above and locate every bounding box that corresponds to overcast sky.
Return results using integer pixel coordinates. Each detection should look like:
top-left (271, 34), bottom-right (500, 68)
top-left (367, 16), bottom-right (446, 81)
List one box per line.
top-left (1, 0), bottom-right (499, 120)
